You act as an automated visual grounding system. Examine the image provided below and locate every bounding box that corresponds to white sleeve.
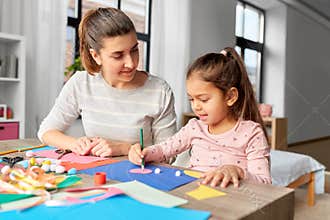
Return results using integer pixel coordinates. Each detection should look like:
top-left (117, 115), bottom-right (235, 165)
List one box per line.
top-left (37, 75), bottom-right (80, 142)
top-left (151, 82), bottom-right (177, 144)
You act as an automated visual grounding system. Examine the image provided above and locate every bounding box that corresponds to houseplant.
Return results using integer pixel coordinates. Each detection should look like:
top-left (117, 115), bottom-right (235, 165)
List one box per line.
top-left (64, 56), bottom-right (84, 82)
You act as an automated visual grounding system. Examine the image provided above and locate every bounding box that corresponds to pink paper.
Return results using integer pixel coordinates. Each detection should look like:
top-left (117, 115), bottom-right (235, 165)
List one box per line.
top-left (33, 150), bottom-right (107, 164)
top-left (129, 168), bottom-right (152, 174)
top-left (66, 187), bottom-right (124, 204)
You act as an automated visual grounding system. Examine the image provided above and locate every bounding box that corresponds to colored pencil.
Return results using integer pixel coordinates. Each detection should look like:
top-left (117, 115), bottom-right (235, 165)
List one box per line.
top-left (0, 145), bottom-right (46, 156)
top-left (139, 128), bottom-right (145, 171)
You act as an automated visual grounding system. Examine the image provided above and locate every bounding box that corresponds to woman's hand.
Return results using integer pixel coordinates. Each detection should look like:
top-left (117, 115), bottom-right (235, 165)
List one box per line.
top-left (89, 137), bottom-right (130, 157)
top-left (201, 165), bottom-right (245, 188)
top-left (69, 136), bottom-right (97, 155)
top-left (128, 143), bottom-right (147, 165)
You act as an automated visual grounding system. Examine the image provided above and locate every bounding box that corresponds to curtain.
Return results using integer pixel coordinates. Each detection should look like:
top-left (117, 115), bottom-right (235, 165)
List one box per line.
top-left (150, 0), bottom-right (192, 128)
top-left (0, 0), bottom-right (67, 138)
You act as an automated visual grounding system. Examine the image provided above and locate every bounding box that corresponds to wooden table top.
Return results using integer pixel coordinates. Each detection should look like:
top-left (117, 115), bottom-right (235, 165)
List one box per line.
top-left (0, 139), bottom-right (294, 220)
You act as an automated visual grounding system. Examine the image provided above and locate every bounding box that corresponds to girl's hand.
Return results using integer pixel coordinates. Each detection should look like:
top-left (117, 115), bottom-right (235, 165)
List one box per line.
top-left (69, 136), bottom-right (97, 155)
top-left (128, 143), bottom-right (146, 165)
top-left (89, 137), bottom-right (127, 157)
top-left (201, 165), bottom-right (245, 188)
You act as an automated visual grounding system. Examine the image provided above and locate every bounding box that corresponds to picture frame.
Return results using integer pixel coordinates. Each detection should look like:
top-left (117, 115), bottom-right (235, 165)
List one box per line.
top-left (0, 104), bottom-right (7, 120)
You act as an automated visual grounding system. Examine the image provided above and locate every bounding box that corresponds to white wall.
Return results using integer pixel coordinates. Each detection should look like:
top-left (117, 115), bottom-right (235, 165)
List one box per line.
top-left (233, 0), bottom-right (330, 143)
top-left (285, 7), bottom-right (330, 143)
top-left (189, 0), bottom-right (236, 61)
top-left (263, 4), bottom-right (287, 117)
top-left (151, 0), bottom-right (236, 128)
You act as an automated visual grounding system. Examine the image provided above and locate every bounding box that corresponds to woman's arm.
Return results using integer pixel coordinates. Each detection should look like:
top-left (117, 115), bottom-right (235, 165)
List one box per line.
top-left (151, 82), bottom-right (177, 144)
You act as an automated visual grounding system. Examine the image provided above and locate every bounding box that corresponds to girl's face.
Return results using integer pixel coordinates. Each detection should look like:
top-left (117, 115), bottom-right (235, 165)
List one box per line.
top-left (90, 31), bottom-right (139, 88)
top-left (186, 74), bottom-right (234, 131)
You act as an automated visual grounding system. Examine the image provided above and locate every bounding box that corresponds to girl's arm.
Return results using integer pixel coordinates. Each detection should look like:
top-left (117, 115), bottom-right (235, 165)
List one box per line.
top-left (245, 125), bottom-right (272, 184)
top-left (143, 119), bottom-right (197, 163)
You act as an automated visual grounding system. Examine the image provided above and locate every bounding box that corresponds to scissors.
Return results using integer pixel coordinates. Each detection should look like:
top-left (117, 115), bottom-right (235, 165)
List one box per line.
top-left (2, 156), bottom-right (24, 168)
top-left (55, 149), bottom-right (72, 159)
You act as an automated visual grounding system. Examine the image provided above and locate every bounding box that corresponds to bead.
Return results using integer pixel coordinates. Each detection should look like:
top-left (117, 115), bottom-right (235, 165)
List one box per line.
top-left (29, 158), bottom-right (36, 166)
top-left (21, 160), bottom-right (29, 169)
top-left (67, 168), bottom-right (77, 175)
top-left (36, 158), bottom-right (44, 164)
top-left (50, 164), bottom-right (57, 172)
top-left (175, 170), bottom-right (181, 177)
top-left (25, 150), bottom-right (34, 157)
top-left (1, 165), bottom-right (11, 174)
top-left (42, 160), bottom-right (51, 165)
top-left (55, 165), bottom-right (66, 174)
top-left (154, 168), bottom-right (161, 174)
top-left (41, 164), bottom-right (50, 172)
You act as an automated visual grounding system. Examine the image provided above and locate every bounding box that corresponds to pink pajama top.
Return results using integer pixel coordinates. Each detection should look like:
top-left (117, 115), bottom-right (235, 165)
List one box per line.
top-left (146, 118), bottom-right (271, 184)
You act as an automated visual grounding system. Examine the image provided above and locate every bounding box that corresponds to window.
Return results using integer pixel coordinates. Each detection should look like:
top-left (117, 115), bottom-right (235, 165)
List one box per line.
top-left (66, 0), bottom-right (152, 77)
top-left (235, 1), bottom-right (264, 101)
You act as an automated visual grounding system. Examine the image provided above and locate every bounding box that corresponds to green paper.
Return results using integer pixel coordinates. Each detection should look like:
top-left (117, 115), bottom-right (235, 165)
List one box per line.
top-left (0, 194), bottom-right (33, 204)
top-left (57, 175), bottom-right (82, 189)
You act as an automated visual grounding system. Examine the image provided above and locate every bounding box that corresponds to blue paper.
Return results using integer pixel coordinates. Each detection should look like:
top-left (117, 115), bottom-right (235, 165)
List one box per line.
top-left (79, 160), bottom-right (197, 191)
top-left (0, 195), bottom-right (210, 220)
top-left (31, 146), bottom-right (55, 152)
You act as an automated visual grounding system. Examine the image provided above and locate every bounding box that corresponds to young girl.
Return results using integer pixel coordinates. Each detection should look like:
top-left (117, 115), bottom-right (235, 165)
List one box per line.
top-left (38, 7), bottom-right (177, 157)
top-left (129, 47), bottom-right (271, 188)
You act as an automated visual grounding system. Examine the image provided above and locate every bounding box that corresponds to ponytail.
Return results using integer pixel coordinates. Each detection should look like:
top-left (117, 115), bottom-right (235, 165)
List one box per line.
top-left (79, 9), bottom-right (100, 73)
top-left (222, 47), bottom-right (268, 139)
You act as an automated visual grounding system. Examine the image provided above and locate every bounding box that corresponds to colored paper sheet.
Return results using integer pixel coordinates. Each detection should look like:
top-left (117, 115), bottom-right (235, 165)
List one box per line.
top-left (32, 149), bottom-right (108, 164)
top-left (29, 146), bottom-right (118, 171)
top-left (60, 158), bottom-right (118, 171)
top-left (186, 185), bottom-right (226, 200)
top-left (31, 146), bottom-right (56, 152)
top-left (57, 176), bottom-right (82, 188)
top-left (111, 181), bottom-right (187, 207)
top-left (184, 170), bottom-right (202, 178)
top-left (0, 195), bottom-right (210, 220)
top-left (79, 160), bottom-right (197, 191)
top-left (0, 194), bottom-right (33, 205)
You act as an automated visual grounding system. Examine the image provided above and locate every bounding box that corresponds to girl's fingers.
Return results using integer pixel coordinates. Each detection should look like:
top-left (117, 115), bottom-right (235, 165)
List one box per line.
top-left (210, 174), bottom-right (223, 187)
top-left (128, 147), bottom-right (142, 165)
top-left (202, 173), bottom-right (214, 185)
top-left (132, 144), bottom-right (142, 155)
top-left (200, 170), bottom-right (212, 178)
top-left (232, 175), bottom-right (240, 188)
top-left (220, 175), bottom-right (231, 188)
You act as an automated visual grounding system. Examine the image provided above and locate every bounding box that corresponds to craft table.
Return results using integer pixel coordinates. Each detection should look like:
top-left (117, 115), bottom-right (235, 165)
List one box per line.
top-left (0, 139), bottom-right (294, 220)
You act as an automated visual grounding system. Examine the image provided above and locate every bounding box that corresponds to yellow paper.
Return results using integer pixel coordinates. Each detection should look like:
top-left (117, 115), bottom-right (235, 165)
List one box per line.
top-left (184, 170), bottom-right (202, 178)
top-left (186, 185), bottom-right (226, 200)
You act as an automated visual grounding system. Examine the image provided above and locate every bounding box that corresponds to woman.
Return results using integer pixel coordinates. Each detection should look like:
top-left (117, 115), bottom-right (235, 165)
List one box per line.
top-left (38, 7), bottom-right (177, 157)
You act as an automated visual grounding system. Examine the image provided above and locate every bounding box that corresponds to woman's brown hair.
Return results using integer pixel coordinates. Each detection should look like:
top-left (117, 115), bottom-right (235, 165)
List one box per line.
top-left (78, 7), bottom-right (136, 73)
top-left (186, 47), bottom-right (268, 138)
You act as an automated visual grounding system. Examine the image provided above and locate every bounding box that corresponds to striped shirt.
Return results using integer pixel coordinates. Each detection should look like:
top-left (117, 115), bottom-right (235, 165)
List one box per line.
top-left (38, 71), bottom-right (177, 146)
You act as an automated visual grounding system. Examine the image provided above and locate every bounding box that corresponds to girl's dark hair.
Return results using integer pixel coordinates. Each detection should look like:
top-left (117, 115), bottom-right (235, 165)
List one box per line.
top-left (79, 7), bottom-right (136, 73)
top-left (186, 47), bottom-right (267, 138)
